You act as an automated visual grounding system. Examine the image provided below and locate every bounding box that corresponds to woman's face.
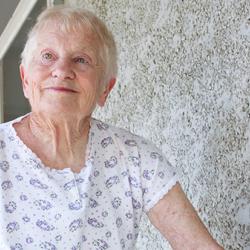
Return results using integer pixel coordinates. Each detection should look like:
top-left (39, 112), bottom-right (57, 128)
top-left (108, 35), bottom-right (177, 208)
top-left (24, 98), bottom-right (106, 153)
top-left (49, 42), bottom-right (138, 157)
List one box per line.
top-left (20, 24), bottom-right (115, 118)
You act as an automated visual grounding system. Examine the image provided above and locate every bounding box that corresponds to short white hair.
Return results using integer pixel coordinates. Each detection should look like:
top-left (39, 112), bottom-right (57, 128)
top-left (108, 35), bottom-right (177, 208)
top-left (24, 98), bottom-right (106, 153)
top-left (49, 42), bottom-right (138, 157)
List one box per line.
top-left (21, 5), bottom-right (118, 84)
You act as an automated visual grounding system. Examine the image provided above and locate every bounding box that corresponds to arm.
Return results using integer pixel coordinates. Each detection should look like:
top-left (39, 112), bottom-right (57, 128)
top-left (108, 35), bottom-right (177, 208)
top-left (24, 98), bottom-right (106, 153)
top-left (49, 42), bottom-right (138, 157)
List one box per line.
top-left (147, 182), bottom-right (224, 250)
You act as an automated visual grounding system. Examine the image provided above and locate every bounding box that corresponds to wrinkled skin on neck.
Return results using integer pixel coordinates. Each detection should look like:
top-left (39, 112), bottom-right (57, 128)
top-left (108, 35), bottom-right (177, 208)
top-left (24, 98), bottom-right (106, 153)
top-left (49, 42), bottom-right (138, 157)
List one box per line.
top-left (27, 112), bottom-right (91, 172)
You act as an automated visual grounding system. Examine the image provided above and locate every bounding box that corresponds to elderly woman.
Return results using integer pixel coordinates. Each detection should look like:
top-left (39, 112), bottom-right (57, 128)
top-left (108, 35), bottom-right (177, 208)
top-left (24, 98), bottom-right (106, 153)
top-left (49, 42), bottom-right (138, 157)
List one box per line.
top-left (0, 5), bottom-right (223, 250)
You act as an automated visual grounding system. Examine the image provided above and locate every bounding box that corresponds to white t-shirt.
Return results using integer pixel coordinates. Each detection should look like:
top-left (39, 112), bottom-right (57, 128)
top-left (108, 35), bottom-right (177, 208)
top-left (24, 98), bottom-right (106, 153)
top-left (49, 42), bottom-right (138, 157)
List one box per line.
top-left (0, 115), bottom-right (178, 250)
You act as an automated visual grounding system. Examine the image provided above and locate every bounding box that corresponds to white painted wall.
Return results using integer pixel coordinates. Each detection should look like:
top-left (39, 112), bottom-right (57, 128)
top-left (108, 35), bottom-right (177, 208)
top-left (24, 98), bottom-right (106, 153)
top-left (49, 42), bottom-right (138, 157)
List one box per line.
top-left (67, 0), bottom-right (250, 249)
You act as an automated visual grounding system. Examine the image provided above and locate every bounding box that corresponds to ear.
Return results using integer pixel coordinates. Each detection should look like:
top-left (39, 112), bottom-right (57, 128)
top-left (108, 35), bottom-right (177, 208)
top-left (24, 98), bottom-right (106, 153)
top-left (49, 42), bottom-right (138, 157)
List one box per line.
top-left (97, 78), bottom-right (116, 107)
top-left (19, 64), bottom-right (29, 99)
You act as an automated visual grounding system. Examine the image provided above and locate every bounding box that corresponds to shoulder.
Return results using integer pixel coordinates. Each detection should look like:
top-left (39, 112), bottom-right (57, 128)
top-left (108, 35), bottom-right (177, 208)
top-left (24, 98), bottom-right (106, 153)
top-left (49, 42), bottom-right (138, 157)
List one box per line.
top-left (92, 118), bottom-right (164, 160)
top-left (0, 120), bottom-right (12, 137)
top-left (92, 118), bottom-right (148, 144)
top-left (0, 120), bottom-right (16, 153)
top-left (0, 115), bottom-right (27, 142)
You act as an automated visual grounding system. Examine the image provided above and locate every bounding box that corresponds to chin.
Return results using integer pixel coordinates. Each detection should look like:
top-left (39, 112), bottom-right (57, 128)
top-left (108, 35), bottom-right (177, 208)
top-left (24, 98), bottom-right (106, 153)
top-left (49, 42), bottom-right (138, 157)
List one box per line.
top-left (30, 96), bottom-right (95, 117)
top-left (36, 102), bottom-right (77, 115)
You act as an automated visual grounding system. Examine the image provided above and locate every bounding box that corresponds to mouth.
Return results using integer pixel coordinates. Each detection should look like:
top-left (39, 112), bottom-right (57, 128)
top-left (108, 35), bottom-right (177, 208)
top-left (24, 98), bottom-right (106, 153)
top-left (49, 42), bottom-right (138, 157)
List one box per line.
top-left (45, 87), bottom-right (78, 93)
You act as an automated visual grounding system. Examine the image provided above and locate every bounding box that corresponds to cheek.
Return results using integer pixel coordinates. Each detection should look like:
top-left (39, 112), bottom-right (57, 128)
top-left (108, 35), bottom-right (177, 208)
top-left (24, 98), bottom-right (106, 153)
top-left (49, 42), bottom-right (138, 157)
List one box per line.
top-left (22, 84), bottom-right (29, 99)
top-left (79, 74), bottom-right (101, 94)
top-left (27, 68), bottom-right (48, 87)
top-left (81, 85), bottom-right (99, 104)
top-left (78, 81), bottom-right (102, 109)
top-left (23, 77), bottom-right (43, 105)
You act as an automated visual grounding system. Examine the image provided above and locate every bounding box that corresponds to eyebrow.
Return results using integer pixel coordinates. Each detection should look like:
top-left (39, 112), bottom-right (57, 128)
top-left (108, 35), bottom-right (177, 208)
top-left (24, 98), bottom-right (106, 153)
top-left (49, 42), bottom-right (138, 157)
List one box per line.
top-left (38, 44), bottom-right (97, 56)
top-left (74, 45), bottom-right (98, 55)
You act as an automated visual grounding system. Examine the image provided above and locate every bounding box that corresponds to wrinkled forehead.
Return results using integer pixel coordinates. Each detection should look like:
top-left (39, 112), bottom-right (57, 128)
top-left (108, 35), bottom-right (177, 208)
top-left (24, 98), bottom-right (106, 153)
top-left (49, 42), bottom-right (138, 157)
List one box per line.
top-left (38, 16), bottom-right (96, 35)
top-left (34, 22), bottom-right (101, 58)
top-left (39, 20), bottom-right (99, 43)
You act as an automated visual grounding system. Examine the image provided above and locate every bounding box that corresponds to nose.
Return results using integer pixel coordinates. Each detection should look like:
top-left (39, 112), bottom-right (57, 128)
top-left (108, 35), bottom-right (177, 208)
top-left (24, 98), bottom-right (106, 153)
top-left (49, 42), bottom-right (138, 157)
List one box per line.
top-left (51, 59), bottom-right (75, 80)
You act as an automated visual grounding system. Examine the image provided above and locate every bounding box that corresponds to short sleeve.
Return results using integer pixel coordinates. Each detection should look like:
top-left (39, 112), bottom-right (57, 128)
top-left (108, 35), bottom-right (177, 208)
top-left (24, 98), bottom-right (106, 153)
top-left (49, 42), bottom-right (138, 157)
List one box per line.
top-left (138, 141), bottom-right (178, 212)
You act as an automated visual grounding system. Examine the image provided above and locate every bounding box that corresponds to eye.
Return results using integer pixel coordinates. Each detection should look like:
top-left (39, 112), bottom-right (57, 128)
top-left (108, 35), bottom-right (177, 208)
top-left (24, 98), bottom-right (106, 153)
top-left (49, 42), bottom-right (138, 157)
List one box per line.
top-left (40, 51), bottom-right (56, 65)
top-left (74, 57), bottom-right (89, 64)
top-left (42, 52), bottom-right (53, 60)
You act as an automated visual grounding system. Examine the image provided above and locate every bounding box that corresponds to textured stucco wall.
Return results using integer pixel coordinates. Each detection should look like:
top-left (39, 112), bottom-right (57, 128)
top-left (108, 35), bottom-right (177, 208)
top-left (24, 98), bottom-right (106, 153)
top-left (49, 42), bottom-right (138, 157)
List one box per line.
top-left (66, 0), bottom-right (250, 249)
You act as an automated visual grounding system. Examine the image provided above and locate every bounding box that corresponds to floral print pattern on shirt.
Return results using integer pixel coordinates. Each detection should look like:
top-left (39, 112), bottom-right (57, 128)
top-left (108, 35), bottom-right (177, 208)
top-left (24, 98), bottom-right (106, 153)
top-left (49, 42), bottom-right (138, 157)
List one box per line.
top-left (0, 115), bottom-right (178, 250)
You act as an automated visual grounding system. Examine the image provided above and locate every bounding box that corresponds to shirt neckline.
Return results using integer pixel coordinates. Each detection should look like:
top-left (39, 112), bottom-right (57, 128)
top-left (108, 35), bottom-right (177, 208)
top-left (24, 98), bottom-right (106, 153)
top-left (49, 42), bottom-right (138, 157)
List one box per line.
top-left (8, 113), bottom-right (95, 175)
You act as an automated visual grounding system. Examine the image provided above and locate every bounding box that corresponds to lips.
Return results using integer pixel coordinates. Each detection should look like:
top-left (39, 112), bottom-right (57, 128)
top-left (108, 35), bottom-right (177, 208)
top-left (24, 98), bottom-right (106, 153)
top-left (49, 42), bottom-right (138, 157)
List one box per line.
top-left (45, 87), bottom-right (78, 93)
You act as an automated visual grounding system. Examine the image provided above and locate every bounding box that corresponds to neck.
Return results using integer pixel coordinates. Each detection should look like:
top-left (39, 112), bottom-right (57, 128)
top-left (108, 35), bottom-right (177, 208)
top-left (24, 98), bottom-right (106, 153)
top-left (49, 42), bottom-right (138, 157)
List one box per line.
top-left (28, 111), bottom-right (91, 145)
top-left (21, 112), bottom-right (91, 172)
